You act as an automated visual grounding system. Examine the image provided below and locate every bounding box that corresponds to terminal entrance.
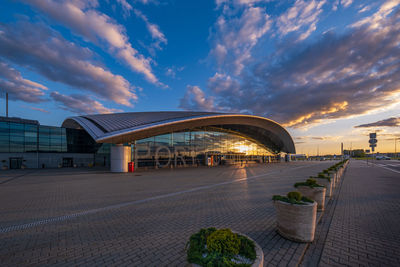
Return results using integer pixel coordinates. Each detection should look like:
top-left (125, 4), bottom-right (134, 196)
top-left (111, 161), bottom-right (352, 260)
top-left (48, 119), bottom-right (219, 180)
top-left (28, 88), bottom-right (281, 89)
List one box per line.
top-left (62, 158), bottom-right (73, 167)
top-left (110, 129), bottom-right (285, 172)
top-left (9, 157), bottom-right (22, 169)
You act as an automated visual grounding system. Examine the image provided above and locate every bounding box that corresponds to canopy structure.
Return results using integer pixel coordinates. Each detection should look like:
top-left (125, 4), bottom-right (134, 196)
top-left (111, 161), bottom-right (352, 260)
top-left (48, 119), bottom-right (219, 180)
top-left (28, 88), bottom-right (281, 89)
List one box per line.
top-left (62, 111), bottom-right (295, 154)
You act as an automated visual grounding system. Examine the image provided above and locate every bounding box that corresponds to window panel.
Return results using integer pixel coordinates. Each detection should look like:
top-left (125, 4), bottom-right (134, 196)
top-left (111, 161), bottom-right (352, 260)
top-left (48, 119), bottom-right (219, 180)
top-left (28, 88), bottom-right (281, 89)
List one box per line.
top-left (24, 145), bottom-right (37, 152)
top-left (25, 131), bottom-right (37, 138)
top-left (0, 121), bottom-right (8, 129)
top-left (25, 124), bottom-right (37, 132)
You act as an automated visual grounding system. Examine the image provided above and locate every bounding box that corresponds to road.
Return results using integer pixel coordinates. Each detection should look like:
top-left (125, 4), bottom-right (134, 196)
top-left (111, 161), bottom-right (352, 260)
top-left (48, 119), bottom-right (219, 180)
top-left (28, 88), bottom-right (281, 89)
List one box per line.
top-left (368, 159), bottom-right (400, 174)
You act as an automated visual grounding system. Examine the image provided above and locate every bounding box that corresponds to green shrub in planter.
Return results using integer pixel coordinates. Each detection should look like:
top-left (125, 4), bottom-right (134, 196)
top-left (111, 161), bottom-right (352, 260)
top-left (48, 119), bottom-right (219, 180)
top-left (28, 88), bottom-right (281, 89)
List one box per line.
top-left (294, 179), bottom-right (326, 211)
top-left (207, 229), bottom-right (240, 255)
top-left (316, 173), bottom-right (330, 182)
top-left (313, 175), bottom-right (333, 198)
top-left (187, 228), bottom-right (257, 267)
top-left (287, 191), bottom-right (301, 201)
top-left (272, 191), bottom-right (313, 205)
top-left (294, 179), bottom-right (324, 188)
top-left (273, 191), bottom-right (317, 242)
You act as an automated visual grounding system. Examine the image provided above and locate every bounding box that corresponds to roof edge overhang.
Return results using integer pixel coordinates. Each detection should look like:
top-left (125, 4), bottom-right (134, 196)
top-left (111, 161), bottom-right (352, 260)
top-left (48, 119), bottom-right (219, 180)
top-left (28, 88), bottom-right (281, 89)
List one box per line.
top-left (62, 114), bottom-right (296, 154)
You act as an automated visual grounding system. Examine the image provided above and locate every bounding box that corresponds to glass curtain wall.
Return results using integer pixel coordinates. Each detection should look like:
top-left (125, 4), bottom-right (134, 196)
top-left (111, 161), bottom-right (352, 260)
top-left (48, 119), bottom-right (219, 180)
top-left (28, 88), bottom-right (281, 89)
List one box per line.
top-left (0, 121), bottom-right (98, 153)
top-left (135, 130), bottom-right (278, 168)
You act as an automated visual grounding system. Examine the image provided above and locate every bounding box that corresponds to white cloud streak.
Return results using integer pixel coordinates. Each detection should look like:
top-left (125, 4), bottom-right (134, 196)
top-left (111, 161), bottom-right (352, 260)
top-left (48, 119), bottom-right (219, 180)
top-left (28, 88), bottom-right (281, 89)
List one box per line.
top-left (22, 0), bottom-right (160, 84)
top-left (179, 85), bottom-right (215, 111)
top-left (211, 4), bottom-right (271, 74)
top-left (0, 21), bottom-right (137, 106)
top-left (51, 91), bottom-right (123, 114)
top-left (277, 0), bottom-right (326, 42)
top-left (0, 61), bottom-right (47, 103)
top-left (134, 9), bottom-right (167, 50)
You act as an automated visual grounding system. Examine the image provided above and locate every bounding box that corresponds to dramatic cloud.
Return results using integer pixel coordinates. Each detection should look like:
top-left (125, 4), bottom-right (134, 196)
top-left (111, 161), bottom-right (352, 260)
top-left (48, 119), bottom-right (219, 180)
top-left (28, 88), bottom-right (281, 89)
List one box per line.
top-left (351, 0), bottom-right (398, 30)
top-left (22, 0), bottom-right (160, 84)
top-left (211, 3), bottom-right (271, 74)
top-left (51, 91), bottom-right (122, 114)
top-left (355, 117), bottom-right (400, 128)
top-left (277, 0), bottom-right (326, 42)
top-left (199, 1), bottom-right (400, 128)
top-left (0, 21), bottom-right (137, 106)
top-left (179, 85), bottom-right (215, 111)
top-left (208, 73), bottom-right (240, 94)
top-left (134, 9), bottom-right (167, 50)
top-left (0, 61), bottom-right (47, 103)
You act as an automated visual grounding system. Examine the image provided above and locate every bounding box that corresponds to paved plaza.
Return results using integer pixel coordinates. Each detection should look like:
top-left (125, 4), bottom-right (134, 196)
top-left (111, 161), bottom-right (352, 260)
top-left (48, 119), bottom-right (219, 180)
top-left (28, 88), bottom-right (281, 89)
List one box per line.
top-left (302, 159), bottom-right (400, 267)
top-left (0, 160), bottom-right (399, 266)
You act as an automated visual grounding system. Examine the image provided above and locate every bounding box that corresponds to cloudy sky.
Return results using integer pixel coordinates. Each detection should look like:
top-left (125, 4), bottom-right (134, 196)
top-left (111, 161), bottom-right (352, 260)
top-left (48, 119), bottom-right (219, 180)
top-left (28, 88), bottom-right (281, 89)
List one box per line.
top-left (1, 0), bottom-right (399, 154)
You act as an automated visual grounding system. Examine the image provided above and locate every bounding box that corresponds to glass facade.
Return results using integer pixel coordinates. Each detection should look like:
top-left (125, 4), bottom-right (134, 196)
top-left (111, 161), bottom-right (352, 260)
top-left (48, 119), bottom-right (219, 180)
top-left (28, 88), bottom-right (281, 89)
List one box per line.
top-left (0, 121), bottom-right (99, 153)
top-left (134, 128), bottom-right (278, 168)
top-left (0, 119), bottom-right (280, 169)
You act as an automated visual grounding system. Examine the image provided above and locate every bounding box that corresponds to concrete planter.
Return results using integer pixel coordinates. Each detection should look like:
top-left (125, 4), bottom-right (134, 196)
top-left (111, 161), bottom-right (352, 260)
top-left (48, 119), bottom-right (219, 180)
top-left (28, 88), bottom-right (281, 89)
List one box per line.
top-left (188, 231), bottom-right (264, 267)
top-left (338, 168), bottom-right (343, 181)
top-left (330, 173), bottom-right (336, 189)
top-left (296, 186), bottom-right (326, 211)
top-left (332, 172), bottom-right (338, 188)
top-left (315, 178), bottom-right (332, 198)
top-left (274, 200), bottom-right (317, 242)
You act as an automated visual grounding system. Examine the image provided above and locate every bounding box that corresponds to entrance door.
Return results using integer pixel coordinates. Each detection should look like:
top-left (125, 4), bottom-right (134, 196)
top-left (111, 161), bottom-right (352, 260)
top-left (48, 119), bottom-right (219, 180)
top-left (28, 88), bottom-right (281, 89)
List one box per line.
top-left (9, 158), bottom-right (22, 169)
top-left (62, 158), bottom-right (73, 167)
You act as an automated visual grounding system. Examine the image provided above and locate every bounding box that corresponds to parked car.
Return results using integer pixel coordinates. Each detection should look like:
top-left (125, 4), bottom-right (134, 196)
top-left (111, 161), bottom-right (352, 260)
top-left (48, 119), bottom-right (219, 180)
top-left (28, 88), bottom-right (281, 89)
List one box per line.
top-left (376, 156), bottom-right (391, 160)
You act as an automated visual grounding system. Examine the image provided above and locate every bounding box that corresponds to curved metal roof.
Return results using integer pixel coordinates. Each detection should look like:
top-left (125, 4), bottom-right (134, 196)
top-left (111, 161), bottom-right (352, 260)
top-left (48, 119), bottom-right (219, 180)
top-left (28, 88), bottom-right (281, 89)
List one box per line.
top-left (62, 111), bottom-right (295, 153)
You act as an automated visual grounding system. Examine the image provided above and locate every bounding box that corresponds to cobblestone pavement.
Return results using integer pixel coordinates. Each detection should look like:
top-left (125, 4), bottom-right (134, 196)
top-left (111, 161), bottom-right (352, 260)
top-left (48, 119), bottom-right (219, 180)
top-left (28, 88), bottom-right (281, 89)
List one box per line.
top-left (0, 161), bottom-right (334, 266)
top-left (301, 160), bottom-right (400, 267)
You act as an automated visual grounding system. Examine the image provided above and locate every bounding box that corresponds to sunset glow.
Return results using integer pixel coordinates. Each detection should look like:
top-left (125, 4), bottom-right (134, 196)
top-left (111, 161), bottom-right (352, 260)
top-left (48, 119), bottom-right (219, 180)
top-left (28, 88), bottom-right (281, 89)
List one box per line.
top-left (0, 0), bottom-right (399, 155)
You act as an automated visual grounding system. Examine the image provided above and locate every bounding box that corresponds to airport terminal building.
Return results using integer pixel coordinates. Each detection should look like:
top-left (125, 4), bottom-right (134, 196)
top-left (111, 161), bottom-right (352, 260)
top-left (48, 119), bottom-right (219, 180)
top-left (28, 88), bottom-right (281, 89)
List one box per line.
top-left (0, 112), bottom-right (295, 172)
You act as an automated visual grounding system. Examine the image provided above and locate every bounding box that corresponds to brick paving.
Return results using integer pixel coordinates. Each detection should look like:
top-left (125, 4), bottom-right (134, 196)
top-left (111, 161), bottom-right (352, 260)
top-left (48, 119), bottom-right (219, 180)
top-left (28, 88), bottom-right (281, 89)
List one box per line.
top-left (0, 162), bottom-right (332, 266)
top-left (301, 160), bottom-right (400, 267)
top-left (2, 160), bottom-right (399, 266)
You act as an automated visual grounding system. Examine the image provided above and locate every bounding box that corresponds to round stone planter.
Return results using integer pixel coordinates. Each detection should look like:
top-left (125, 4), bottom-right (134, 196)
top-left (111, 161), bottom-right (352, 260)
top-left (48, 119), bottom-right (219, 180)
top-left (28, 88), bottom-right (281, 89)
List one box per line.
top-left (296, 186), bottom-right (326, 211)
top-left (188, 231), bottom-right (264, 267)
top-left (273, 200), bottom-right (317, 242)
top-left (314, 178), bottom-right (332, 198)
top-left (338, 168), bottom-right (343, 180)
top-left (332, 172), bottom-right (338, 188)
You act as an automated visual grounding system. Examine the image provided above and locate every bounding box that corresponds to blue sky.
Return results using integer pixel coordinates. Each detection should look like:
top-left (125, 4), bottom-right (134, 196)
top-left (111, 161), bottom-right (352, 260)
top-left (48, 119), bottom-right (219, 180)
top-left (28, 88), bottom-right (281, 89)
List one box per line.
top-left (0, 0), bottom-right (399, 154)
